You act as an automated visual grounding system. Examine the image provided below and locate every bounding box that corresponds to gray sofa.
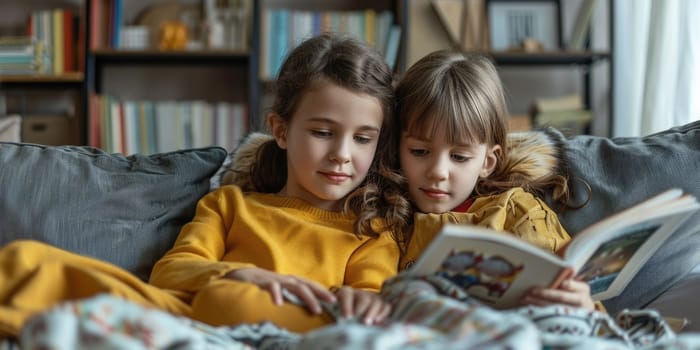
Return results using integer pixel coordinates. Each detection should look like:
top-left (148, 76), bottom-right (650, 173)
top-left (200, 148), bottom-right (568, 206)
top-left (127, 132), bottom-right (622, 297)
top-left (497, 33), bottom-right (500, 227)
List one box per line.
top-left (0, 120), bottom-right (699, 333)
top-left (545, 120), bottom-right (700, 323)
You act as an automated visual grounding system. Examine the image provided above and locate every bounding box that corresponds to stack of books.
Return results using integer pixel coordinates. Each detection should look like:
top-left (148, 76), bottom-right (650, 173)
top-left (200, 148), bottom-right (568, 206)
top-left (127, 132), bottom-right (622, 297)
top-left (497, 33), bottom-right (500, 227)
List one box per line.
top-left (530, 94), bottom-right (592, 135)
top-left (0, 36), bottom-right (47, 75)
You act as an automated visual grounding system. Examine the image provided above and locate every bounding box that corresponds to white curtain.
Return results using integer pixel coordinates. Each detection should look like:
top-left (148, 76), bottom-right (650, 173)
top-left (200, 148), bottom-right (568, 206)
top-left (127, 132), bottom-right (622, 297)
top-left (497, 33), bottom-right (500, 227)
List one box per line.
top-left (613, 0), bottom-right (700, 137)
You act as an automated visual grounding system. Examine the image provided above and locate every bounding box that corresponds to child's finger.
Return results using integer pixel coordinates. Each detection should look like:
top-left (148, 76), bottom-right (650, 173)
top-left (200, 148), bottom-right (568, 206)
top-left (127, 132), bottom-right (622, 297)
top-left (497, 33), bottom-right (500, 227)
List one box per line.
top-left (559, 279), bottom-right (591, 294)
top-left (361, 299), bottom-right (389, 325)
top-left (309, 282), bottom-right (337, 302)
top-left (268, 282), bottom-right (284, 306)
top-left (286, 283), bottom-right (323, 314)
top-left (293, 276), bottom-right (337, 302)
top-left (376, 302), bottom-right (392, 323)
top-left (526, 287), bottom-right (594, 310)
top-left (353, 294), bottom-right (372, 319)
top-left (336, 287), bottom-right (354, 318)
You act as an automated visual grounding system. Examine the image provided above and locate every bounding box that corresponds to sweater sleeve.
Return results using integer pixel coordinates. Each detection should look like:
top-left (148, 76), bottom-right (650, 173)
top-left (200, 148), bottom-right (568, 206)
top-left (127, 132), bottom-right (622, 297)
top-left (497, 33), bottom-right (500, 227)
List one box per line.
top-left (344, 231), bottom-right (400, 292)
top-left (468, 188), bottom-right (571, 253)
top-left (149, 187), bottom-right (255, 292)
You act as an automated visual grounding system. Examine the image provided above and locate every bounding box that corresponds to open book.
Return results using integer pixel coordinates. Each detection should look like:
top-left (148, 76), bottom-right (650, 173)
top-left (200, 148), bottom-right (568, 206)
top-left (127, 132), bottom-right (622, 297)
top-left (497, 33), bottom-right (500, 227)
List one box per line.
top-left (409, 189), bottom-right (699, 309)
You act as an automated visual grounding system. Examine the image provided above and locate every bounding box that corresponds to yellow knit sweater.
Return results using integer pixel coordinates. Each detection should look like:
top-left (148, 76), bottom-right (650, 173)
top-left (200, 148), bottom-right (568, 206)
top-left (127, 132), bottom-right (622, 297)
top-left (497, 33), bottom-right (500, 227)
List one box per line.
top-left (150, 185), bottom-right (399, 296)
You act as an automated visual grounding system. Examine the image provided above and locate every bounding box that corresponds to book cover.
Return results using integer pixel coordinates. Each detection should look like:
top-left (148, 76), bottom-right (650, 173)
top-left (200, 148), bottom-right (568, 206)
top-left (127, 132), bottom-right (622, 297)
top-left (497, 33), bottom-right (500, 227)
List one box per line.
top-left (534, 109), bottom-right (592, 134)
top-left (364, 9), bottom-right (376, 47)
top-left (62, 9), bottom-right (75, 72)
top-left (52, 9), bottom-right (64, 74)
top-left (144, 101), bottom-right (158, 155)
top-left (430, 0), bottom-right (463, 47)
top-left (112, 0), bottom-right (122, 48)
top-left (89, 0), bottom-right (102, 50)
top-left (568, 0), bottom-right (597, 51)
top-left (259, 8), bottom-right (270, 78)
top-left (123, 101), bottom-right (139, 155)
top-left (374, 11), bottom-right (393, 55)
top-left (531, 93), bottom-right (584, 113)
top-left (384, 25), bottom-right (402, 70)
top-left (404, 0), bottom-right (454, 67)
top-left (462, 0), bottom-right (488, 51)
top-left (88, 93), bottom-right (101, 148)
top-left (138, 101), bottom-right (150, 154)
top-left (409, 189), bottom-right (699, 309)
top-left (270, 10), bottom-right (289, 79)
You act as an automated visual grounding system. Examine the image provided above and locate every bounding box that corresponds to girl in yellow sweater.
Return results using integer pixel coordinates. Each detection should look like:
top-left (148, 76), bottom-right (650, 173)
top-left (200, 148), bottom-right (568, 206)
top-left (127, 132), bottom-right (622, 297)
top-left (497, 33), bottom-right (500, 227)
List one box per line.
top-left (0, 33), bottom-right (411, 337)
top-left (149, 33), bottom-right (410, 332)
top-left (393, 50), bottom-right (596, 310)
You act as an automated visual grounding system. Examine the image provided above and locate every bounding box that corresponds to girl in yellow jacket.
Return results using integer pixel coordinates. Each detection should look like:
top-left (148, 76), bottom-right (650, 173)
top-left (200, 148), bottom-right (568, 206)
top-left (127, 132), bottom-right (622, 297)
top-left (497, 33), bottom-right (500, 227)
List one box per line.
top-left (393, 50), bottom-right (596, 310)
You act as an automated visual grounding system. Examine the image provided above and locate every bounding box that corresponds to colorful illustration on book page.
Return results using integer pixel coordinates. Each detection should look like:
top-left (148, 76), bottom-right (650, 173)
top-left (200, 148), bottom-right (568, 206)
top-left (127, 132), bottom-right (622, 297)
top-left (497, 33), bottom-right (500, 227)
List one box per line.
top-left (437, 249), bottom-right (524, 302)
top-left (577, 223), bottom-right (658, 294)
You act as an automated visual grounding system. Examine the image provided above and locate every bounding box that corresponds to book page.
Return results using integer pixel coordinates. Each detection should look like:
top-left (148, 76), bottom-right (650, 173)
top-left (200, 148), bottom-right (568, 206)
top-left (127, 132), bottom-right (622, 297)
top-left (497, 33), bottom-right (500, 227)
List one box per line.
top-left (409, 225), bottom-right (569, 309)
top-left (575, 221), bottom-right (662, 299)
top-left (564, 189), bottom-right (699, 300)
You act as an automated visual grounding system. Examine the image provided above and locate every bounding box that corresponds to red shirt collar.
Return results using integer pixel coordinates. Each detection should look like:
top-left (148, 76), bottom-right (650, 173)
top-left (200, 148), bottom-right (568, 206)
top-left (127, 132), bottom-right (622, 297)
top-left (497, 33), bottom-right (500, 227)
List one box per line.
top-left (451, 197), bottom-right (475, 212)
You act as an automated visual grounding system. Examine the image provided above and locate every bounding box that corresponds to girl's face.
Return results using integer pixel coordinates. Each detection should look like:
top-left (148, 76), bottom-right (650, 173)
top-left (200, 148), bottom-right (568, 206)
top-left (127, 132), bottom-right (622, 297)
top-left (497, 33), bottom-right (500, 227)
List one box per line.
top-left (400, 127), bottom-right (499, 214)
top-left (269, 82), bottom-right (384, 211)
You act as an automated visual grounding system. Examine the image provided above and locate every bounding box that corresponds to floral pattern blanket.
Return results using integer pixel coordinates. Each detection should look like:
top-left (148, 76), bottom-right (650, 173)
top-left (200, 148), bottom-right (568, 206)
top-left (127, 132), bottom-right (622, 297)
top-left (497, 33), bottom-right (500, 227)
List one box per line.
top-left (9, 274), bottom-right (700, 349)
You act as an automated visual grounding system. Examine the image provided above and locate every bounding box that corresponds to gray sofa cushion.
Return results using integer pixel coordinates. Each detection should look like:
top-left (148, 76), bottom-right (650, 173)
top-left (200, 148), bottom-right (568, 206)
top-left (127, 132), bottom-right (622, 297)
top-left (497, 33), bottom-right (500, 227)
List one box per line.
top-left (0, 143), bottom-right (227, 281)
top-left (546, 120), bottom-right (700, 314)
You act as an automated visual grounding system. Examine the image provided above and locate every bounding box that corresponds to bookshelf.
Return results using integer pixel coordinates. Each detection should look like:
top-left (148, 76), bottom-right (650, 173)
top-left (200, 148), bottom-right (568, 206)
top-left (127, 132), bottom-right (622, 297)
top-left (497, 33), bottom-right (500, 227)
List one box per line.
top-left (254, 0), bottom-right (400, 129)
top-left (400, 0), bottom-right (614, 136)
top-left (85, 0), bottom-right (398, 153)
top-left (84, 0), bottom-right (254, 154)
top-left (12, 0), bottom-right (613, 148)
top-left (0, 0), bottom-right (85, 145)
top-left (3, 0), bottom-right (402, 151)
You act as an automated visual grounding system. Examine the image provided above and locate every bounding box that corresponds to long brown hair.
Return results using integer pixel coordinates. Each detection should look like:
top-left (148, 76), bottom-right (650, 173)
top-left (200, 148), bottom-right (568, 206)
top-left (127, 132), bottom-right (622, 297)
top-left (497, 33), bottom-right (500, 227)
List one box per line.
top-left (251, 33), bottom-right (412, 245)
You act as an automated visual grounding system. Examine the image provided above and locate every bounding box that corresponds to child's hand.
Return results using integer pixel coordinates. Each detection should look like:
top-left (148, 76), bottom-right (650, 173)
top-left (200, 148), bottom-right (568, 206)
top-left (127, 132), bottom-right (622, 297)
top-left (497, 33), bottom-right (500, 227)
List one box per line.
top-left (224, 267), bottom-right (336, 314)
top-left (333, 286), bottom-right (392, 325)
top-left (520, 278), bottom-right (596, 311)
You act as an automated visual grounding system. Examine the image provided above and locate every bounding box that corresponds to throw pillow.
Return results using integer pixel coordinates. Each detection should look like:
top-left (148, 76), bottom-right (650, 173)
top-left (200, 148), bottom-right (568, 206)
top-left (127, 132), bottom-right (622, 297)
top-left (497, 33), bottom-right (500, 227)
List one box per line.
top-left (545, 120), bottom-right (700, 314)
top-left (0, 143), bottom-right (227, 281)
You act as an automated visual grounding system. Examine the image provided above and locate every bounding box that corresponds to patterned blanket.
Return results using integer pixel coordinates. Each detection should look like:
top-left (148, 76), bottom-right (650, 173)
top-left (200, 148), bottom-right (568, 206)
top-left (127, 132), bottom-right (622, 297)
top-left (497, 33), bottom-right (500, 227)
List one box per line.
top-left (12, 274), bottom-right (700, 349)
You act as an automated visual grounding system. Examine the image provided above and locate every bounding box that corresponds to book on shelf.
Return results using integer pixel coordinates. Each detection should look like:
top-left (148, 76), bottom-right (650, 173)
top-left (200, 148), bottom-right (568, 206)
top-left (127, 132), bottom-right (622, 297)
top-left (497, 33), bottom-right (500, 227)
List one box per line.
top-left (531, 93), bottom-right (583, 113)
top-left (52, 9), bottom-right (64, 74)
top-left (408, 188), bottom-right (700, 309)
top-left (25, 8), bottom-right (77, 74)
top-left (462, 0), bottom-right (488, 51)
top-left (90, 95), bottom-right (248, 154)
top-left (530, 93), bottom-right (590, 134)
top-left (430, 0), bottom-right (462, 47)
top-left (568, 0), bottom-right (597, 51)
top-left (0, 36), bottom-right (39, 74)
top-left (384, 25), bottom-right (402, 70)
top-left (508, 114), bottom-right (532, 132)
top-left (429, 0), bottom-right (488, 51)
top-left (259, 8), bottom-right (396, 79)
top-left (535, 109), bottom-right (592, 135)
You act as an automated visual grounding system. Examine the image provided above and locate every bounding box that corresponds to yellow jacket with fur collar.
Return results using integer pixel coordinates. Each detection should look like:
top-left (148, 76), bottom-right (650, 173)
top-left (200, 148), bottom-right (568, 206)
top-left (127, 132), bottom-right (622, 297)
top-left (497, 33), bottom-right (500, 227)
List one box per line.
top-left (399, 187), bottom-right (571, 271)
